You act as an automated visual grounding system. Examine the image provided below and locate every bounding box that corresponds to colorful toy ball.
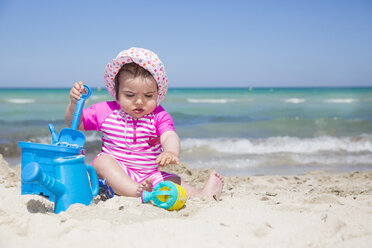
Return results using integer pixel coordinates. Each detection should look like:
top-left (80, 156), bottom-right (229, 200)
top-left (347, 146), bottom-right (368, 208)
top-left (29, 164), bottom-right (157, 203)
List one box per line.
top-left (141, 181), bottom-right (187, 211)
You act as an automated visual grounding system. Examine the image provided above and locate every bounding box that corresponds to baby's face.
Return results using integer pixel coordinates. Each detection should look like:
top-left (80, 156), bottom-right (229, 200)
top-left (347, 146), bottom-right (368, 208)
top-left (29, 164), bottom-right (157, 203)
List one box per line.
top-left (117, 72), bottom-right (158, 119)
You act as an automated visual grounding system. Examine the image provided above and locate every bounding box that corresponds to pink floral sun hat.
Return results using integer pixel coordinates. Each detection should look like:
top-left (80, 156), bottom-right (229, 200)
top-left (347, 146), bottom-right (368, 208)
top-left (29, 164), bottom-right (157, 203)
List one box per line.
top-left (104, 47), bottom-right (168, 104)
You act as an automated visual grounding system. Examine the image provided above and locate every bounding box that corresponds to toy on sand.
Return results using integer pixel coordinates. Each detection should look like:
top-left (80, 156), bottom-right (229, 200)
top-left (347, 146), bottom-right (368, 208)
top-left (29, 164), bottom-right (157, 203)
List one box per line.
top-left (98, 178), bottom-right (115, 200)
top-left (19, 85), bottom-right (99, 213)
top-left (141, 181), bottom-right (187, 211)
top-left (22, 155), bottom-right (99, 213)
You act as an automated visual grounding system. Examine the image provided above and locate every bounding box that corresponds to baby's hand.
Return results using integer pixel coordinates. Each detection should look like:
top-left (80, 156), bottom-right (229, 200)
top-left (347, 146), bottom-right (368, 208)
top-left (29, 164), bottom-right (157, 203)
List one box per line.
top-left (70, 81), bottom-right (86, 104)
top-left (156, 151), bottom-right (179, 168)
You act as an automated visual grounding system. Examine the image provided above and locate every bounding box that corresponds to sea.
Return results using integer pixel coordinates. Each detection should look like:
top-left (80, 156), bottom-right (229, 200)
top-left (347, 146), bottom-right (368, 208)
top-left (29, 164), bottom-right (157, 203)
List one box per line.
top-left (1, 87), bottom-right (372, 176)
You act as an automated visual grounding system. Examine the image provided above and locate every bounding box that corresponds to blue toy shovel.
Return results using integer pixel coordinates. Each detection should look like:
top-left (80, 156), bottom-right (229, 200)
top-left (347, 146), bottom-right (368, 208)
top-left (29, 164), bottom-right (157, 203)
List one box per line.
top-left (58, 85), bottom-right (91, 148)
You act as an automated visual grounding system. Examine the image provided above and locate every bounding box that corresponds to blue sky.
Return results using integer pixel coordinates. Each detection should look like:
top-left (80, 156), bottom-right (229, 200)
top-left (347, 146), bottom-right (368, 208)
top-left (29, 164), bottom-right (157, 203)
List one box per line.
top-left (0, 0), bottom-right (371, 88)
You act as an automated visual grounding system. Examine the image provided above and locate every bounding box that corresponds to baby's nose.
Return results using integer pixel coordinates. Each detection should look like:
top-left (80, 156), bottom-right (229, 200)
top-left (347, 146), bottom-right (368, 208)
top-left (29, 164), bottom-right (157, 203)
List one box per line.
top-left (135, 97), bottom-right (144, 105)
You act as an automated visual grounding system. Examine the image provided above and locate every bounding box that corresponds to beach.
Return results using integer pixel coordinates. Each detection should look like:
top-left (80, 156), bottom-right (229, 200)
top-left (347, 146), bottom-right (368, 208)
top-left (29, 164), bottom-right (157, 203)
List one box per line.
top-left (1, 87), bottom-right (372, 247)
top-left (1, 154), bottom-right (372, 248)
top-left (1, 0), bottom-right (372, 246)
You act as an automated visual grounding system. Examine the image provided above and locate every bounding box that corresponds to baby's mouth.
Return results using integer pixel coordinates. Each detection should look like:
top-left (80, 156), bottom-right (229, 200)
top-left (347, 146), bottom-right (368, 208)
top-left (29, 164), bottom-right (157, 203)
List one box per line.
top-left (133, 108), bottom-right (144, 114)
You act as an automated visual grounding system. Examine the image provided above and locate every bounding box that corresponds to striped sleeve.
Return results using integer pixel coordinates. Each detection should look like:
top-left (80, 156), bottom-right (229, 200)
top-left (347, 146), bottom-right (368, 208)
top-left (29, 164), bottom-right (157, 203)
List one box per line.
top-left (82, 101), bottom-right (119, 131)
top-left (154, 105), bottom-right (176, 136)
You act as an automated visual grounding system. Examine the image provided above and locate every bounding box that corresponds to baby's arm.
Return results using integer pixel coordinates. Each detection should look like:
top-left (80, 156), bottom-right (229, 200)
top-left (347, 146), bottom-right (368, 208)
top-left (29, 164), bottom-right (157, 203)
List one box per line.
top-left (65, 81), bottom-right (85, 130)
top-left (156, 131), bottom-right (180, 167)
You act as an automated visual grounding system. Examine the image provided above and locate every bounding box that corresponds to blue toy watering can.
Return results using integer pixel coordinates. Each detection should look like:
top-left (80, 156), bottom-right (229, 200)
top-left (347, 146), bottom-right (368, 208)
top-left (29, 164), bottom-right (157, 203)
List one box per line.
top-left (21, 155), bottom-right (99, 213)
top-left (141, 181), bottom-right (187, 211)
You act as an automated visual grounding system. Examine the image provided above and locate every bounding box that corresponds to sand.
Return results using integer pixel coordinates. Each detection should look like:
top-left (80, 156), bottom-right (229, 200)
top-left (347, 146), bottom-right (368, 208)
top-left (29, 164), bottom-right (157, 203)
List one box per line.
top-left (0, 154), bottom-right (372, 248)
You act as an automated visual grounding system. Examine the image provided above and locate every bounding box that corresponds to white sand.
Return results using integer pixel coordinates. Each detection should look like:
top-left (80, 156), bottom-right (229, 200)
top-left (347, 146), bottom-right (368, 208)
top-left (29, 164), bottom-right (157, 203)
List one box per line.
top-left (1, 154), bottom-right (372, 248)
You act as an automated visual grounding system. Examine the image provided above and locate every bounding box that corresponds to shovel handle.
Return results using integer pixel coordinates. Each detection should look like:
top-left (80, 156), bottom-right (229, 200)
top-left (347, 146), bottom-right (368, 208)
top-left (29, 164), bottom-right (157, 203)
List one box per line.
top-left (71, 85), bottom-right (91, 130)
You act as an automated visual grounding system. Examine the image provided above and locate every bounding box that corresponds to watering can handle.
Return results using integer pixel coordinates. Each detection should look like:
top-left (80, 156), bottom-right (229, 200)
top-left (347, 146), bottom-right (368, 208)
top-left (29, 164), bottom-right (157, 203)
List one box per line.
top-left (153, 191), bottom-right (171, 196)
top-left (48, 123), bottom-right (58, 144)
top-left (71, 84), bottom-right (91, 130)
top-left (141, 190), bottom-right (171, 204)
top-left (86, 165), bottom-right (99, 197)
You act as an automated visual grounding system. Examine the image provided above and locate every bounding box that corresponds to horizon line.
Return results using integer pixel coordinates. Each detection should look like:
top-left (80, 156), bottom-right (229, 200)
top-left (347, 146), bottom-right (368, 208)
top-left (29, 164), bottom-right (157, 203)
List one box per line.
top-left (0, 85), bottom-right (372, 90)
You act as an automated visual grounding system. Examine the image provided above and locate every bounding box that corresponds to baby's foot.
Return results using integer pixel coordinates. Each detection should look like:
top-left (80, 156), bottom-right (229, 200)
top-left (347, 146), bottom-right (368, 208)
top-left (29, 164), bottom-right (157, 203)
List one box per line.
top-left (136, 178), bottom-right (152, 197)
top-left (201, 171), bottom-right (224, 199)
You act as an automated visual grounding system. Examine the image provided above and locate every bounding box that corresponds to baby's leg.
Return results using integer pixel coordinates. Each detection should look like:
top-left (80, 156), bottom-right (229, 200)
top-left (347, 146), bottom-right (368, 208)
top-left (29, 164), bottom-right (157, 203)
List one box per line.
top-left (93, 154), bottom-right (151, 197)
top-left (167, 170), bottom-right (224, 199)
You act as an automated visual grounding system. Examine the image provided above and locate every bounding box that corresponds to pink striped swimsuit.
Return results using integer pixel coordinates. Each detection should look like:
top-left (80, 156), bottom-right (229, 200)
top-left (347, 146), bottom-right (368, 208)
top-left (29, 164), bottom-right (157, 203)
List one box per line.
top-left (82, 101), bottom-right (177, 187)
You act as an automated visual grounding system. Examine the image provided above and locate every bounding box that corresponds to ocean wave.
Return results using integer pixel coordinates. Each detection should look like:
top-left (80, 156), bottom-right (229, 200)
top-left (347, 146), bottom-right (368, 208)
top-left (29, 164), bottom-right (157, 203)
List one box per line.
top-left (281, 98), bottom-right (306, 104)
top-left (85, 132), bottom-right (103, 142)
top-left (184, 158), bottom-right (261, 170)
top-left (291, 153), bottom-right (372, 165)
top-left (183, 153), bottom-right (372, 173)
top-left (181, 135), bottom-right (372, 154)
top-left (0, 119), bottom-right (66, 126)
top-left (90, 95), bottom-right (112, 101)
top-left (4, 98), bottom-right (35, 104)
top-left (325, 98), bottom-right (357, 103)
top-left (187, 98), bottom-right (238, 104)
top-left (30, 132), bottom-right (102, 145)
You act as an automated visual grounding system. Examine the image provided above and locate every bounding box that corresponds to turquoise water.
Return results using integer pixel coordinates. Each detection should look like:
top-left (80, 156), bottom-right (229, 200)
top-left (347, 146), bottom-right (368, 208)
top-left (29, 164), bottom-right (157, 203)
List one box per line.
top-left (1, 87), bottom-right (372, 175)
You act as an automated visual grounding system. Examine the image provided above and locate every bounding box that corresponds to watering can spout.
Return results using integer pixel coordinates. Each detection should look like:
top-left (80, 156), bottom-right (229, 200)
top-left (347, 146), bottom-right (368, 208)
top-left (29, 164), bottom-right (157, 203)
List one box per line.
top-left (22, 162), bottom-right (65, 197)
top-left (141, 191), bottom-right (152, 203)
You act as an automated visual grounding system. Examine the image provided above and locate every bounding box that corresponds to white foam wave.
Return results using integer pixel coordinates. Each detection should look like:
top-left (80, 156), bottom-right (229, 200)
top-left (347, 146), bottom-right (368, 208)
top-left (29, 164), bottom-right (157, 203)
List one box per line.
top-left (5, 98), bottom-right (35, 104)
top-left (31, 136), bottom-right (51, 145)
top-left (282, 98), bottom-right (306, 104)
top-left (325, 98), bottom-right (357, 104)
top-left (85, 132), bottom-right (103, 142)
top-left (32, 132), bottom-right (102, 145)
top-left (184, 152), bottom-right (372, 171)
top-left (186, 158), bottom-right (260, 170)
top-left (291, 153), bottom-right (372, 165)
top-left (187, 98), bottom-right (237, 104)
top-left (181, 135), bottom-right (372, 155)
top-left (90, 95), bottom-right (111, 101)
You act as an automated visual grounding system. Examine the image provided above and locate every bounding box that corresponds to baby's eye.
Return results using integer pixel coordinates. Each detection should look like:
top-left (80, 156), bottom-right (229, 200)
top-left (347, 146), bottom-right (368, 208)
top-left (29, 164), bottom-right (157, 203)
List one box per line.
top-left (126, 94), bottom-right (134, 98)
top-left (145, 94), bottom-right (153, 98)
